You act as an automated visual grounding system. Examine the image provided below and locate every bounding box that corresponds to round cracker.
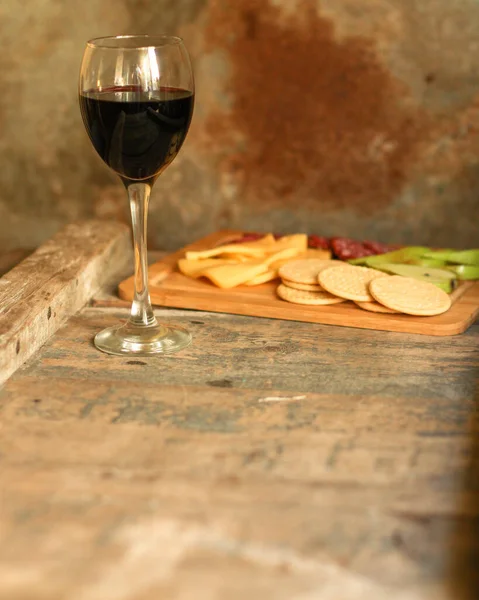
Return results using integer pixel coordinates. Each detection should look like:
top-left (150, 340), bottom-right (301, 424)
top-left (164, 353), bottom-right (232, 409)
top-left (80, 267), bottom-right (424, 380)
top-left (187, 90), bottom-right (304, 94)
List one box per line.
top-left (276, 284), bottom-right (346, 306)
top-left (278, 259), bottom-right (340, 284)
top-left (369, 276), bottom-right (451, 316)
top-left (318, 265), bottom-right (387, 302)
top-left (281, 278), bottom-right (324, 292)
top-left (354, 300), bottom-right (400, 314)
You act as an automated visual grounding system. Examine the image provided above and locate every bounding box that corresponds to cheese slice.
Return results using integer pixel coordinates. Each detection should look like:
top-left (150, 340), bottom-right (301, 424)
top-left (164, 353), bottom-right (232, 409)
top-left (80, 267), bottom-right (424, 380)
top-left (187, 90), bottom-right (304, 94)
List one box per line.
top-left (243, 249), bottom-right (302, 286)
top-left (202, 260), bottom-right (268, 288)
top-left (178, 258), bottom-right (237, 278)
top-left (201, 249), bottom-right (300, 288)
top-left (178, 233), bottom-right (311, 289)
top-left (235, 233), bottom-right (307, 251)
top-left (263, 247), bottom-right (301, 266)
top-left (269, 257), bottom-right (298, 271)
top-left (185, 245), bottom-right (267, 261)
top-left (272, 234), bottom-right (308, 252)
top-left (185, 233), bottom-right (308, 261)
top-left (232, 233), bottom-right (276, 248)
top-left (235, 234), bottom-right (308, 254)
top-left (224, 253), bottom-right (258, 263)
top-left (244, 269), bottom-right (279, 286)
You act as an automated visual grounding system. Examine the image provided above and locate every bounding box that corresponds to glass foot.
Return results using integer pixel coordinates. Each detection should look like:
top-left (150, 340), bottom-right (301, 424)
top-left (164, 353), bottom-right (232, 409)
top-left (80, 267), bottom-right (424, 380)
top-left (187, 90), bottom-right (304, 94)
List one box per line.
top-left (94, 322), bottom-right (192, 356)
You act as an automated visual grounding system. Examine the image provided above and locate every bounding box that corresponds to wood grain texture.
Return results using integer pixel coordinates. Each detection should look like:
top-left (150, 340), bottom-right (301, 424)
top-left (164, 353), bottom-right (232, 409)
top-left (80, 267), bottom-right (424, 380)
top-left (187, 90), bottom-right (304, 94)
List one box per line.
top-left (118, 231), bottom-right (479, 337)
top-left (0, 220), bottom-right (132, 384)
top-left (0, 304), bottom-right (478, 600)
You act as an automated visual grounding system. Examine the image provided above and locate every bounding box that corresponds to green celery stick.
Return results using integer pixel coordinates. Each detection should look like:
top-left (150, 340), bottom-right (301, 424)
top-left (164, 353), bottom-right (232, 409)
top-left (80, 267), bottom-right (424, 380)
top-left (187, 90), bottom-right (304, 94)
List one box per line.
top-left (422, 249), bottom-right (479, 266)
top-left (364, 247), bottom-right (431, 266)
top-left (446, 264), bottom-right (479, 280)
top-left (406, 258), bottom-right (447, 268)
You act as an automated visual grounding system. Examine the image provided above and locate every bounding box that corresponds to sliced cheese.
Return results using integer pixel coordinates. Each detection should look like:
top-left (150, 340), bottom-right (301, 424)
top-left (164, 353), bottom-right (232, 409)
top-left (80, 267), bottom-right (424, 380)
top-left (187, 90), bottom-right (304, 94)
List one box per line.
top-left (202, 260), bottom-right (268, 288)
top-left (232, 233), bottom-right (276, 248)
top-left (205, 249), bottom-right (300, 287)
top-left (267, 248), bottom-right (331, 271)
top-left (178, 233), bottom-right (311, 289)
top-left (241, 234), bottom-right (308, 254)
top-left (224, 253), bottom-right (258, 263)
top-left (244, 249), bottom-right (302, 286)
top-left (241, 233), bottom-right (307, 251)
top-left (178, 258), bottom-right (237, 278)
top-left (273, 234), bottom-right (308, 252)
top-left (244, 269), bottom-right (279, 286)
top-left (263, 247), bottom-right (301, 266)
top-left (185, 245), bottom-right (267, 260)
top-left (185, 234), bottom-right (308, 261)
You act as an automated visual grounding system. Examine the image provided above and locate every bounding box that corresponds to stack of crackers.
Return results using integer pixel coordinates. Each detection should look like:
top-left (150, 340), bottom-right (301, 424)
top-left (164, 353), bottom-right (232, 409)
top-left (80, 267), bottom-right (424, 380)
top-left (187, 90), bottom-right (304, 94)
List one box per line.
top-left (277, 259), bottom-right (452, 316)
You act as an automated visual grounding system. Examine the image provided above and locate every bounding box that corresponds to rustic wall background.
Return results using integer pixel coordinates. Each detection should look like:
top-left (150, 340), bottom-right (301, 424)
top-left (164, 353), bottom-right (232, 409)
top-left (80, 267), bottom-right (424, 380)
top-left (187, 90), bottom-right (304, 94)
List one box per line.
top-left (1, 0), bottom-right (478, 252)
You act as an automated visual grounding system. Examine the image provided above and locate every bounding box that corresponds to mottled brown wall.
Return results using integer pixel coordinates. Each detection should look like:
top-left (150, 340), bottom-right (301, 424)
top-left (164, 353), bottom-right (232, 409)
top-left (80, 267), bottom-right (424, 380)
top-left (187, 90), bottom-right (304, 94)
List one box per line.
top-left (1, 0), bottom-right (478, 252)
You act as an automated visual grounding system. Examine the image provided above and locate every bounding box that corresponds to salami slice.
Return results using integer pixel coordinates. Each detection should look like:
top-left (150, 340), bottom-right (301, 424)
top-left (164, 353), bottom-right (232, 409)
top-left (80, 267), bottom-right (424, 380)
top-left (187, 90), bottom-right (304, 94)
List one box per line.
top-left (363, 240), bottom-right (391, 255)
top-left (330, 237), bottom-right (375, 260)
top-left (308, 235), bottom-right (330, 250)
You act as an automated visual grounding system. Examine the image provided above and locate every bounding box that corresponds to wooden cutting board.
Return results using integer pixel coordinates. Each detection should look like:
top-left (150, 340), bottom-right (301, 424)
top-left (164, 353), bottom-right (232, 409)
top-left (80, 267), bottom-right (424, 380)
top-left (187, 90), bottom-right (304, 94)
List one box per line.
top-left (118, 230), bottom-right (479, 336)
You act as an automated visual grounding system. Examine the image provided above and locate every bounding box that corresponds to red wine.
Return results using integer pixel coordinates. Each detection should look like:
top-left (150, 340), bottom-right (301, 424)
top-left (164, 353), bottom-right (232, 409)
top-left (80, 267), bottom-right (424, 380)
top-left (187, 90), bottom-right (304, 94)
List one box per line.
top-left (79, 86), bottom-right (194, 183)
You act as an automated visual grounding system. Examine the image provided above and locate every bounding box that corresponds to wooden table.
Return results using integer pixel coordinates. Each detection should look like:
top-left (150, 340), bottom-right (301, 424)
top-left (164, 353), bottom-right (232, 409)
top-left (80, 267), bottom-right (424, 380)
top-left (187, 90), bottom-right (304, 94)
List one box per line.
top-left (1, 222), bottom-right (478, 600)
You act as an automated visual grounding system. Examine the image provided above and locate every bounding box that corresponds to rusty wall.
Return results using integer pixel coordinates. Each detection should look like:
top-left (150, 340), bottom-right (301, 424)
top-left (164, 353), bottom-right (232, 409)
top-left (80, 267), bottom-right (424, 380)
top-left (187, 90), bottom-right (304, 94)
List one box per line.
top-left (1, 0), bottom-right (478, 252)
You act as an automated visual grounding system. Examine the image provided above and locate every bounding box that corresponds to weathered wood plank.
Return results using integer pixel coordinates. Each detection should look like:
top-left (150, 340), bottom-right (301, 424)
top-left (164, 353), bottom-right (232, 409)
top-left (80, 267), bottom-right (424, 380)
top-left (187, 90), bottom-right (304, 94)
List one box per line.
top-left (12, 308), bottom-right (477, 403)
top-left (0, 221), bottom-right (132, 384)
top-left (1, 378), bottom-right (476, 501)
top-left (0, 303), bottom-right (478, 599)
top-left (0, 385), bottom-right (476, 599)
top-left (0, 392), bottom-right (477, 599)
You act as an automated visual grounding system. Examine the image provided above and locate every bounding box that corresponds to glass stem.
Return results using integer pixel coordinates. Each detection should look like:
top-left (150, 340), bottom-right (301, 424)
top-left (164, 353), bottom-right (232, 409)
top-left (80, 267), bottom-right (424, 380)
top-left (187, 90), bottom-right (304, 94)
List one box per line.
top-left (127, 182), bottom-right (157, 328)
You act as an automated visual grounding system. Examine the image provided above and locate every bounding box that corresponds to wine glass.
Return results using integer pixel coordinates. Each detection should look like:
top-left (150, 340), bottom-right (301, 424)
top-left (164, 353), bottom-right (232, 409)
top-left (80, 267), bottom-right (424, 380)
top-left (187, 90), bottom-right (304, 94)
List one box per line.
top-left (79, 35), bottom-right (194, 355)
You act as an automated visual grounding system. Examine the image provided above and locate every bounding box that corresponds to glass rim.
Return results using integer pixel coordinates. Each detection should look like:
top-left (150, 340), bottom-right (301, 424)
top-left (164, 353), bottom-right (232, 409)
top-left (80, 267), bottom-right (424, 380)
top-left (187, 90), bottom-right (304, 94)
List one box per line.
top-left (86, 34), bottom-right (184, 50)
